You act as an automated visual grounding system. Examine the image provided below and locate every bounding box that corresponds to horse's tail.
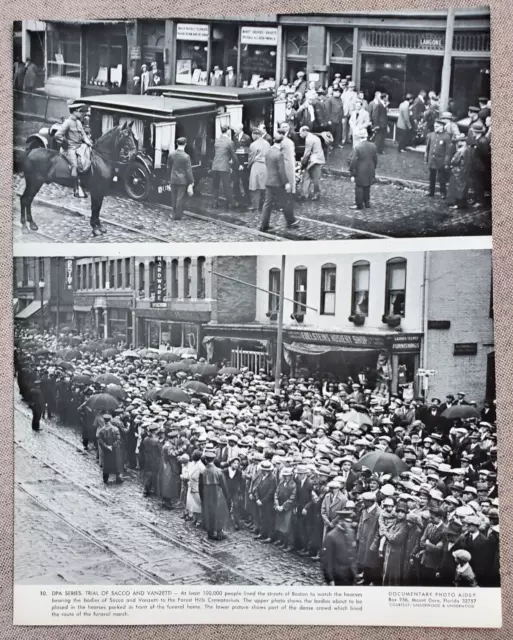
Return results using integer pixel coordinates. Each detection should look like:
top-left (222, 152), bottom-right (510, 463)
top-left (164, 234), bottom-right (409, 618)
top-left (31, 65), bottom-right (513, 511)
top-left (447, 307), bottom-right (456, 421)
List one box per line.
top-left (18, 150), bottom-right (31, 176)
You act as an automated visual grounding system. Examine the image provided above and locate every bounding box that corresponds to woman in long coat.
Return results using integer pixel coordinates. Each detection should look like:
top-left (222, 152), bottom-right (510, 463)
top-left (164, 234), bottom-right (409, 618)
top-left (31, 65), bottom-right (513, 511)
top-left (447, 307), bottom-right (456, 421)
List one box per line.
top-left (186, 451), bottom-right (205, 525)
top-left (159, 438), bottom-right (181, 508)
top-left (447, 135), bottom-right (471, 210)
top-left (273, 468), bottom-right (297, 549)
top-left (248, 130), bottom-right (270, 212)
top-left (382, 505), bottom-right (410, 586)
top-left (199, 452), bottom-right (231, 540)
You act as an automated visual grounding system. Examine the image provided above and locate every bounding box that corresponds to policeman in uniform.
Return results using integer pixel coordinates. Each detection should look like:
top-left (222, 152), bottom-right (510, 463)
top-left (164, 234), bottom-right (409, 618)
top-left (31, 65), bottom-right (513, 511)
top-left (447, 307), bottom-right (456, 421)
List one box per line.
top-left (54, 101), bottom-right (92, 198)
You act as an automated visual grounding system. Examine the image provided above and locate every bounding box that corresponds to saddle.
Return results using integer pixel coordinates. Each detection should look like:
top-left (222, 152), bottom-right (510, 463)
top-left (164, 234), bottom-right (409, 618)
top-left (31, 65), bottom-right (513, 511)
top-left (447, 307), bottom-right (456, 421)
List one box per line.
top-left (75, 143), bottom-right (92, 174)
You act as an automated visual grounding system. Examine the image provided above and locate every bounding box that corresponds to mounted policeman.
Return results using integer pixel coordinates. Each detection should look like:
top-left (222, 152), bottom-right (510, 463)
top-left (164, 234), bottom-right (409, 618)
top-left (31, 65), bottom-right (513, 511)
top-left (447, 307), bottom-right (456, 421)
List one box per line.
top-left (53, 100), bottom-right (93, 198)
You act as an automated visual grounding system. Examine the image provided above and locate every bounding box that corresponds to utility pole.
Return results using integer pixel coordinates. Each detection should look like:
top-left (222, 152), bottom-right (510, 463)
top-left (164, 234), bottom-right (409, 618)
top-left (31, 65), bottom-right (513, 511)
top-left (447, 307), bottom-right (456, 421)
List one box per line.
top-left (56, 257), bottom-right (61, 335)
top-left (439, 8), bottom-right (455, 113)
top-left (274, 255), bottom-right (286, 396)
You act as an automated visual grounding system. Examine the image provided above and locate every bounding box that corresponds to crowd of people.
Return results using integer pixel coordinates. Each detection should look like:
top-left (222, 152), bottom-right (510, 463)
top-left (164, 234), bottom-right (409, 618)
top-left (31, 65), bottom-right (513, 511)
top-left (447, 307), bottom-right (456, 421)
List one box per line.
top-left (15, 326), bottom-right (500, 588)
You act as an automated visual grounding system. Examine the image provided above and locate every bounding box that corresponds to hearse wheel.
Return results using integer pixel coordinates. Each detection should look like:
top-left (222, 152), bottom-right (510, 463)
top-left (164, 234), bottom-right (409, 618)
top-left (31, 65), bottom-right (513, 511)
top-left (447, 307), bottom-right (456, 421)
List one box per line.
top-left (124, 161), bottom-right (152, 201)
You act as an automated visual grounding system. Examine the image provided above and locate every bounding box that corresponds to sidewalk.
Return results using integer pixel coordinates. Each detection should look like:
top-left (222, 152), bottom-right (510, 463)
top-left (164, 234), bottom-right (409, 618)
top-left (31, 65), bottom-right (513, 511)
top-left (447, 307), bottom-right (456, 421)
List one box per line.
top-left (14, 116), bottom-right (428, 187)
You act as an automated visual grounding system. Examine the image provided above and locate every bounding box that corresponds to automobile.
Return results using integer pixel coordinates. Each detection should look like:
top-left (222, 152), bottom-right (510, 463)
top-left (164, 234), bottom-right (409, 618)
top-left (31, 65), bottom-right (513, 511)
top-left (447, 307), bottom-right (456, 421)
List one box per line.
top-left (25, 93), bottom-right (220, 201)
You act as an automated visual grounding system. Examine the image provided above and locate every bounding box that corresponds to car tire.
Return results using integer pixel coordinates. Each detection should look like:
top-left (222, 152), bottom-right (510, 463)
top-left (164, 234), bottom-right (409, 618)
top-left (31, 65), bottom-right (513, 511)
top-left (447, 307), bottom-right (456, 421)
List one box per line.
top-left (124, 161), bottom-right (152, 201)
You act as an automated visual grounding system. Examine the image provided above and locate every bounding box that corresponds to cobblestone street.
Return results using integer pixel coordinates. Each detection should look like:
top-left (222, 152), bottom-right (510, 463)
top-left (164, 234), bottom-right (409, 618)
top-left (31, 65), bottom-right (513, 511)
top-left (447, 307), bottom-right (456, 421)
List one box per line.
top-left (14, 396), bottom-right (323, 587)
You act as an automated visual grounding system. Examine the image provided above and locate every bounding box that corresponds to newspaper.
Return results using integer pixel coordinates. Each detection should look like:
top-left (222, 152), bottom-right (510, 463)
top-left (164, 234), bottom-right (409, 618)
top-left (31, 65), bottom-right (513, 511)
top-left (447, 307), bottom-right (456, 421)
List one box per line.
top-left (12, 7), bottom-right (499, 630)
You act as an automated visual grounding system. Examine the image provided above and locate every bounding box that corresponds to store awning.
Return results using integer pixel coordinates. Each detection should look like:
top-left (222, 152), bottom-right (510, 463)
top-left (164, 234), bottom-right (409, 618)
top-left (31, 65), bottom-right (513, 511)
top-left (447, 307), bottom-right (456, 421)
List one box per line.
top-left (203, 335), bottom-right (268, 349)
top-left (15, 300), bottom-right (46, 320)
top-left (284, 341), bottom-right (378, 356)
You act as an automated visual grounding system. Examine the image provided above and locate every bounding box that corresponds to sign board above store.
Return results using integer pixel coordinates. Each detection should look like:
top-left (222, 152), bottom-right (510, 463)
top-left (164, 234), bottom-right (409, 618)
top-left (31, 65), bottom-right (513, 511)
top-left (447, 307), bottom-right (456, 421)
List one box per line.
top-left (286, 330), bottom-right (422, 352)
top-left (177, 23), bottom-right (209, 42)
top-left (454, 342), bottom-right (478, 356)
top-left (240, 26), bottom-right (278, 46)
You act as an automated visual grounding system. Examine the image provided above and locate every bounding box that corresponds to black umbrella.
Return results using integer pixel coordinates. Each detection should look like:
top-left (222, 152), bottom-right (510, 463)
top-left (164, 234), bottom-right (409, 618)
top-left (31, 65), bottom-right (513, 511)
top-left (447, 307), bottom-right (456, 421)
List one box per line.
top-left (159, 352), bottom-right (181, 363)
top-left (190, 363), bottom-right (219, 377)
top-left (183, 380), bottom-right (212, 395)
top-left (219, 366), bottom-right (240, 375)
top-left (94, 373), bottom-right (122, 386)
top-left (86, 393), bottom-right (120, 411)
top-left (158, 387), bottom-right (191, 404)
top-left (73, 373), bottom-right (93, 385)
top-left (105, 383), bottom-right (127, 400)
top-left (352, 451), bottom-right (408, 477)
top-left (442, 405), bottom-right (480, 421)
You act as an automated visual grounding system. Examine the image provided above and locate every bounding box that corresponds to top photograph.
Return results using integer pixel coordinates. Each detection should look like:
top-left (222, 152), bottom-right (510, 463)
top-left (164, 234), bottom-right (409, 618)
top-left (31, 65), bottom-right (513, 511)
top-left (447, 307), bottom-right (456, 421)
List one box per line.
top-left (13, 9), bottom-right (491, 244)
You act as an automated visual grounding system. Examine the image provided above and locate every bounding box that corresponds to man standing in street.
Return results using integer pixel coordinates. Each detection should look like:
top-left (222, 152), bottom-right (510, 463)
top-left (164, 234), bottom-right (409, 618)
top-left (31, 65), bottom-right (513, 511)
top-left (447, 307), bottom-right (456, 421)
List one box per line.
top-left (278, 123), bottom-right (297, 201)
top-left (142, 423), bottom-right (162, 497)
top-left (247, 129), bottom-right (270, 212)
top-left (469, 120), bottom-right (491, 208)
top-left (324, 87), bottom-right (344, 148)
top-left (425, 119), bottom-right (453, 199)
top-left (411, 89), bottom-right (427, 136)
top-left (211, 124), bottom-right (239, 210)
top-left (349, 128), bottom-right (378, 210)
top-left (199, 448), bottom-right (231, 541)
top-left (166, 137), bottom-right (194, 221)
top-left (299, 126), bottom-right (325, 201)
top-left (259, 133), bottom-right (299, 233)
top-left (397, 94), bottom-right (413, 153)
top-left (322, 503), bottom-right (357, 586)
top-left (231, 124), bottom-right (251, 207)
top-left (369, 90), bottom-right (388, 154)
top-left (28, 379), bottom-right (45, 432)
top-left (349, 99), bottom-right (371, 149)
top-left (97, 414), bottom-right (123, 485)
top-left (342, 81), bottom-right (358, 145)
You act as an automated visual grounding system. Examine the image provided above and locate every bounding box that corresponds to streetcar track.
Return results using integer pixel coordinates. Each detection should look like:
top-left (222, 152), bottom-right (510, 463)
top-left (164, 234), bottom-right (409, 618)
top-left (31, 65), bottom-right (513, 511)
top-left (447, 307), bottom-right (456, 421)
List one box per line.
top-left (14, 406), bottom-right (260, 585)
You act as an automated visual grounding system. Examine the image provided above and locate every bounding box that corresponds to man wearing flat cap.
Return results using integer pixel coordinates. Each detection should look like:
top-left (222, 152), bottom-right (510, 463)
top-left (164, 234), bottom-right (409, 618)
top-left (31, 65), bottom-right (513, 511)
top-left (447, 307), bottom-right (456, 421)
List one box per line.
top-left (321, 502), bottom-right (357, 585)
top-left (142, 424), bottom-right (163, 497)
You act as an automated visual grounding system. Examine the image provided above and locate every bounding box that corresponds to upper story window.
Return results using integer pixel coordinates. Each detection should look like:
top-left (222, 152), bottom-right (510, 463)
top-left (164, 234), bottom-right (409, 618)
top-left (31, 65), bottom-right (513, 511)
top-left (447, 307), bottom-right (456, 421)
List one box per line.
top-left (184, 258), bottom-right (191, 298)
top-left (171, 259), bottom-right (179, 298)
top-left (385, 258), bottom-right (407, 317)
top-left (268, 268), bottom-right (281, 313)
top-left (293, 266), bottom-right (307, 315)
top-left (352, 260), bottom-right (370, 316)
top-left (125, 258), bottom-right (131, 288)
top-left (320, 263), bottom-right (336, 315)
top-left (197, 257), bottom-right (206, 299)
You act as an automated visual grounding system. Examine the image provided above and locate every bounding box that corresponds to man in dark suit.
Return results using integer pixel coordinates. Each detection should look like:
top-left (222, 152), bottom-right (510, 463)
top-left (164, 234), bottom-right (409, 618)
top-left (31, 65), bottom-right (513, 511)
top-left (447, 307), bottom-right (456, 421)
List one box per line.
top-left (411, 89), bottom-right (427, 131)
top-left (425, 119), bottom-right (453, 199)
top-left (211, 125), bottom-right (239, 209)
top-left (321, 505), bottom-right (357, 585)
top-left (470, 121), bottom-right (491, 207)
top-left (349, 129), bottom-right (378, 210)
top-left (231, 124), bottom-right (252, 206)
top-left (460, 516), bottom-right (493, 586)
top-left (254, 460), bottom-right (278, 542)
top-left (224, 66), bottom-right (237, 87)
top-left (324, 87), bottom-right (344, 147)
top-left (259, 133), bottom-right (299, 233)
top-left (28, 379), bottom-right (45, 432)
top-left (294, 466), bottom-right (315, 553)
top-left (478, 97), bottom-right (490, 124)
top-left (166, 137), bottom-right (194, 220)
top-left (369, 91), bottom-right (388, 154)
top-left (419, 508), bottom-right (446, 585)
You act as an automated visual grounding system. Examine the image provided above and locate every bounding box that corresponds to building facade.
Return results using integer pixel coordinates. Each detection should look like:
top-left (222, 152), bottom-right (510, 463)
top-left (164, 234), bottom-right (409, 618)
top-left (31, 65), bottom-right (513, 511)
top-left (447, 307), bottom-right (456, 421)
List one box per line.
top-left (24, 9), bottom-right (489, 115)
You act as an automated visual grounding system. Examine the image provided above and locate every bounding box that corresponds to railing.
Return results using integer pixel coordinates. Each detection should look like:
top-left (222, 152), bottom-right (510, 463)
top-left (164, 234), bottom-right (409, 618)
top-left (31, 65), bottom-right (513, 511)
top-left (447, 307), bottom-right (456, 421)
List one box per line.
top-left (453, 31), bottom-right (490, 53)
top-left (231, 348), bottom-right (269, 374)
top-left (360, 30), bottom-right (446, 51)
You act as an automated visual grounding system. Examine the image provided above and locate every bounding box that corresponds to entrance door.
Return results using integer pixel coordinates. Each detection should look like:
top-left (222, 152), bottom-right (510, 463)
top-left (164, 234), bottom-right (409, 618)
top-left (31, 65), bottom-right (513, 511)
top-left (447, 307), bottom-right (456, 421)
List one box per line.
top-left (451, 58), bottom-right (490, 119)
top-left (486, 351), bottom-right (496, 402)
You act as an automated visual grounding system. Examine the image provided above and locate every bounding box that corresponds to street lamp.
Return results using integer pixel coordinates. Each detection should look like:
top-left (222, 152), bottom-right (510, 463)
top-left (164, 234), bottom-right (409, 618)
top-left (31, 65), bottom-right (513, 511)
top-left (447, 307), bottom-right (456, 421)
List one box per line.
top-left (38, 279), bottom-right (45, 334)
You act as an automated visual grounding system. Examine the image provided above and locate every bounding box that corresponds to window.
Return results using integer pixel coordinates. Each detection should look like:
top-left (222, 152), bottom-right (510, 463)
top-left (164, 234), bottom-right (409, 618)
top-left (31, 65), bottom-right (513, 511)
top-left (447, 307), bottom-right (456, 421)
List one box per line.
top-left (171, 259), bottom-right (179, 298)
top-left (77, 265), bottom-right (82, 290)
top-left (101, 261), bottom-right (107, 289)
top-left (184, 258), bottom-right (191, 298)
top-left (88, 264), bottom-right (93, 289)
top-left (268, 268), bottom-right (281, 313)
top-left (149, 261), bottom-right (156, 298)
top-left (197, 257), bottom-right (206, 299)
top-left (285, 28), bottom-right (308, 82)
top-left (125, 258), bottom-right (131, 288)
top-left (38, 258), bottom-right (45, 283)
top-left (108, 261), bottom-right (115, 289)
top-left (85, 27), bottom-right (126, 90)
top-left (320, 264), bottom-right (336, 315)
top-left (293, 267), bottom-right (307, 315)
top-left (117, 259), bottom-right (123, 289)
top-left (138, 262), bottom-right (145, 296)
top-left (95, 261), bottom-right (100, 289)
top-left (21, 258), bottom-right (31, 286)
top-left (385, 258), bottom-right (407, 317)
top-left (47, 27), bottom-right (81, 79)
top-left (351, 261), bottom-right (370, 316)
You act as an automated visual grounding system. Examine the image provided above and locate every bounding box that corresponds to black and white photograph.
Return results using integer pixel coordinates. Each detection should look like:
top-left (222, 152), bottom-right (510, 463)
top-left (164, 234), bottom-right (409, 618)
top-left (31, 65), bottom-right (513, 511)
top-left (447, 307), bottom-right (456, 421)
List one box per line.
top-left (13, 249), bottom-right (499, 589)
top-left (13, 10), bottom-right (491, 244)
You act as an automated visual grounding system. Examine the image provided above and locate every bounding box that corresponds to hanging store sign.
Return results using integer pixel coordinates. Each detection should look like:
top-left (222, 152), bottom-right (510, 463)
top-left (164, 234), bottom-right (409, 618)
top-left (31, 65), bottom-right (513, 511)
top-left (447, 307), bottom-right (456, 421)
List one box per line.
top-left (66, 258), bottom-right (74, 290)
top-left (155, 256), bottom-right (165, 303)
top-left (454, 342), bottom-right (478, 356)
top-left (392, 334), bottom-right (422, 353)
top-left (177, 23), bottom-right (209, 41)
top-left (240, 26), bottom-right (278, 46)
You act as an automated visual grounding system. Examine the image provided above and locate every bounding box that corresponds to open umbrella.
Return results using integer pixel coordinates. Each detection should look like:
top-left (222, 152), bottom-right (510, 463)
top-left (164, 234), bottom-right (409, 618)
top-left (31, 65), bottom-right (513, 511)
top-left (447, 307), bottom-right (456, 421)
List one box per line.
top-left (70, 336), bottom-right (83, 346)
top-left (86, 393), bottom-right (120, 412)
top-left (73, 373), bottom-right (93, 385)
top-left (63, 349), bottom-right (82, 361)
top-left (102, 348), bottom-right (118, 358)
top-left (59, 326), bottom-right (75, 334)
top-left (159, 352), bottom-right (181, 363)
top-left (441, 405), bottom-right (480, 421)
top-left (158, 387), bottom-right (191, 404)
top-left (33, 348), bottom-right (51, 357)
top-left (219, 366), bottom-right (240, 376)
top-left (183, 380), bottom-right (212, 395)
top-left (145, 387), bottom-right (162, 401)
top-left (105, 383), bottom-right (127, 400)
top-left (122, 350), bottom-right (139, 359)
top-left (81, 344), bottom-right (99, 353)
top-left (352, 451), bottom-right (408, 477)
top-left (343, 409), bottom-right (373, 427)
top-left (190, 363), bottom-right (219, 377)
top-left (55, 360), bottom-right (74, 371)
top-left (164, 362), bottom-right (193, 373)
top-left (94, 373), bottom-right (122, 386)
top-left (181, 358), bottom-right (197, 365)
top-left (178, 347), bottom-right (197, 357)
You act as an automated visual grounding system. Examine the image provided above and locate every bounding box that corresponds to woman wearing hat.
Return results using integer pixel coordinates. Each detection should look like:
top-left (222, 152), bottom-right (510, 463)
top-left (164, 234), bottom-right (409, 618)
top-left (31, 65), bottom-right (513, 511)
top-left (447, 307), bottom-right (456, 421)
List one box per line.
top-left (447, 133), bottom-right (471, 210)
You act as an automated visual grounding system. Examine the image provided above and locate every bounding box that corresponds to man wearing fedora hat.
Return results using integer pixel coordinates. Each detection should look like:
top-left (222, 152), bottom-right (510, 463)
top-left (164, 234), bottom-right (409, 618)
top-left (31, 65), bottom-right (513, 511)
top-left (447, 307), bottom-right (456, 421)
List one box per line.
top-left (225, 66), bottom-right (237, 87)
top-left (321, 501), bottom-right (357, 585)
top-left (199, 448), bottom-right (231, 540)
top-left (254, 459), bottom-right (277, 542)
top-left (274, 467), bottom-right (297, 548)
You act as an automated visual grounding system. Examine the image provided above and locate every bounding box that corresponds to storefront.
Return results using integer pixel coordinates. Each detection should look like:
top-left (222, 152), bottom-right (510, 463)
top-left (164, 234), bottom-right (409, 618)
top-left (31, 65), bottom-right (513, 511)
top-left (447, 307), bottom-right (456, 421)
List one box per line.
top-left (202, 325), bottom-right (275, 372)
top-left (283, 27), bottom-right (308, 83)
top-left (283, 329), bottom-right (422, 397)
top-left (327, 28), bottom-right (354, 84)
top-left (135, 307), bottom-right (211, 350)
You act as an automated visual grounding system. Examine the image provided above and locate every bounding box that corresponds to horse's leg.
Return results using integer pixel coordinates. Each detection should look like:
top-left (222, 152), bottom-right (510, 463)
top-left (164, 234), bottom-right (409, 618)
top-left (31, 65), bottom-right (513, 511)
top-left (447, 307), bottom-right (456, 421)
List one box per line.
top-left (90, 191), bottom-right (106, 235)
top-left (21, 178), bottom-right (44, 232)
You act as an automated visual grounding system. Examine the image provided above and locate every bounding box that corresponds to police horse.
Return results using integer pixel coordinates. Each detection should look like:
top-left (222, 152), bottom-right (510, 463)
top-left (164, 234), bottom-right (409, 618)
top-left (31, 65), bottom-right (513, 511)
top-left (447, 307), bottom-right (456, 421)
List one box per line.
top-left (20, 121), bottom-right (138, 237)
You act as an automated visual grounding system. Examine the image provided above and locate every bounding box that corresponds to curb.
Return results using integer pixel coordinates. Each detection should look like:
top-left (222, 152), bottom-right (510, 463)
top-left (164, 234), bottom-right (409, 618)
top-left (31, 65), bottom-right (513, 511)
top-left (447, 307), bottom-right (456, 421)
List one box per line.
top-left (326, 166), bottom-right (430, 190)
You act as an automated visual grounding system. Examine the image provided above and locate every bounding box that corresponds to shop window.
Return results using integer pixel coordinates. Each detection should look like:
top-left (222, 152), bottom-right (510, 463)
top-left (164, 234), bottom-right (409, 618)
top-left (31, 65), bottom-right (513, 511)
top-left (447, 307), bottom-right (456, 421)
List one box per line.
top-left (184, 258), bottom-right (192, 298)
top-left (141, 21), bottom-right (165, 67)
top-left (211, 25), bottom-right (238, 82)
top-left (125, 258), bottom-right (131, 288)
top-left (268, 268), bottom-right (281, 313)
top-left (328, 28), bottom-right (354, 85)
top-left (138, 262), bottom-right (145, 296)
top-left (176, 40), bottom-right (208, 85)
top-left (47, 27), bottom-right (81, 79)
top-left (293, 267), bottom-right (307, 315)
top-left (385, 258), bottom-right (406, 317)
top-left (285, 28), bottom-right (308, 83)
top-left (351, 261), bottom-right (370, 316)
top-left (320, 264), bottom-right (336, 316)
top-left (197, 257), bottom-right (206, 299)
top-left (85, 28), bottom-right (126, 90)
top-left (171, 259), bottom-right (179, 298)
top-left (240, 45), bottom-right (277, 88)
top-left (117, 259), bottom-right (122, 289)
top-left (108, 261), bottom-right (115, 290)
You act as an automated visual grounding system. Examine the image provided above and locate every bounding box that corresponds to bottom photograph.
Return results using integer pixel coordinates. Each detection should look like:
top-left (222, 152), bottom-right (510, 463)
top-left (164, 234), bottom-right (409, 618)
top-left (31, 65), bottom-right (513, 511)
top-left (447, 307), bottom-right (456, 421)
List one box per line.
top-left (13, 248), bottom-right (498, 589)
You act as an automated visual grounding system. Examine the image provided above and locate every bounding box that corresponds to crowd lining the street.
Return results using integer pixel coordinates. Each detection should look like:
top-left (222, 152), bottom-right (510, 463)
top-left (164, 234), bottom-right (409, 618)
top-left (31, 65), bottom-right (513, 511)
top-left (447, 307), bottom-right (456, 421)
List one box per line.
top-left (15, 327), bottom-right (499, 588)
